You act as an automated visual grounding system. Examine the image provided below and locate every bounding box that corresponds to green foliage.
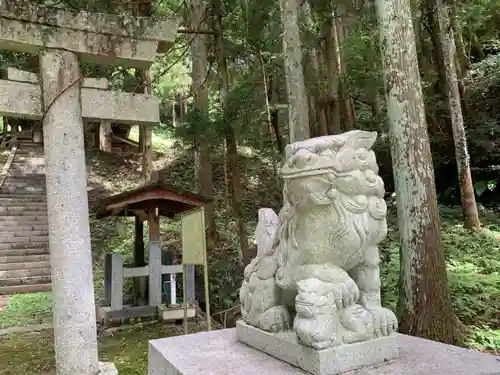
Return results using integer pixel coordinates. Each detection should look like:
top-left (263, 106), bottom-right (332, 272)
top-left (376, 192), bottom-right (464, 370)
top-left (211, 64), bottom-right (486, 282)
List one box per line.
top-left (380, 206), bottom-right (500, 352)
top-left (0, 293), bottom-right (52, 329)
top-left (467, 326), bottom-right (500, 352)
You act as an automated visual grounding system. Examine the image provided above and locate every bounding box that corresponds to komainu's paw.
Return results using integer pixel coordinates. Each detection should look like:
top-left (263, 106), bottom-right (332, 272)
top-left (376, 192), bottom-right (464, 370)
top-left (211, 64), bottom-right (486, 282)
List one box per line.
top-left (331, 277), bottom-right (360, 309)
top-left (257, 305), bottom-right (290, 332)
top-left (368, 307), bottom-right (398, 337)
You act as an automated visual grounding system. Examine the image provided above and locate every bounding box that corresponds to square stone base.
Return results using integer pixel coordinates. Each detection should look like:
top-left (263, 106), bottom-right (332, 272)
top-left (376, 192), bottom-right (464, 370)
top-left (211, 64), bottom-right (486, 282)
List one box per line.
top-left (99, 361), bottom-right (118, 375)
top-left (148, 328), bottom-right (500, 375)
top-left (236, 320), bottom-right (399, 375)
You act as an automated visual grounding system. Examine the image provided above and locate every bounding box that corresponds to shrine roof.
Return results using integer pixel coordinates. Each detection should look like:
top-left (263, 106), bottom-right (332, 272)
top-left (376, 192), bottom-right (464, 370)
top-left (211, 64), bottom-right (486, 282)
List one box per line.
top-left (93, 181), bottom-right (212, 219)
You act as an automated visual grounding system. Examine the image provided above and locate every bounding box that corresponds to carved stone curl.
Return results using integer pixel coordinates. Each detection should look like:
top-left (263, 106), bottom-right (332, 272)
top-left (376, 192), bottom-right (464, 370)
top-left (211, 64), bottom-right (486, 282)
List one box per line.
top-left (239, 130), bottom-right (398, 349)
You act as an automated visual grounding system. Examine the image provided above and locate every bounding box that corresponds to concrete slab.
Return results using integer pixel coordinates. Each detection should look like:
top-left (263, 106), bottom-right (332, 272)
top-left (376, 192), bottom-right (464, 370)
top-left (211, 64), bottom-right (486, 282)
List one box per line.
top-left (0, 18), bottom-right (159, 68)
top-left (99, 361), bottom-right (118, 375)
top-left (0, 79), bottom-right (159, 124)
top-left (148, 328), bottom-right (500, 375)
top-left (0, 2), bottom-right (178, 52)
top-left (236, 320), bottom-right (399, 375)
top-left (3, 68), bottom-right (109, 89)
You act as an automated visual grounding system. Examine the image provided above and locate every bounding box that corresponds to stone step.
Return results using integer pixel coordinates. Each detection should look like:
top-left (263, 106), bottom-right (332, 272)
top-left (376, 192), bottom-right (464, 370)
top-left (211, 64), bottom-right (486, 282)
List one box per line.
top-left (0, 211), bottom-right (48, 217)
top-left (0, 267), bottom-right (51, 279)
top-left (0, 198), bottom-right (47, 205)
top-left (0, 224), bottom-right (48, 231)
top-left (0, 180), bottom-right (46, 188)
top-left (0, 187), bottom-right (46, 194)
top-left (0, 193), bottom-right (46, 200)
top-left (0, 205), bottom-right (47, 213)
top-left (0, 235), bottom-right (49, 243)
top-left (0, 260), bottom-right (50, 271)
top-left (2, 173), bottom-right (45, 179)
top-left (0, 215), bottom-right (48, 223)
top-left (0, 254), bottom-right (50, 264)
top-left (0, 241), bottom-right (48, 249)
top-left (0, 275), bottom-right (51, 288)
top-left (7, 168), bottom-right (46, 175)
top-left (0, 230), bottom-right (49, 237)
top-left (0, 247), bottom-right (49, 256)
top-left (0, 282), bottom-right (51, 295)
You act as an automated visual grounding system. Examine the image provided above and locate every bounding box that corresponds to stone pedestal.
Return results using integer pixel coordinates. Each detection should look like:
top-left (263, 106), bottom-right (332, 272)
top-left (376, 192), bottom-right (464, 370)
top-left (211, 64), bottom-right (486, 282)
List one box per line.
top-left (40, 49), bottom-right (98, 375)
top-left (236, 321), bottom-right (399, 375)
top-left (148, 328), bottom-right (500, 375)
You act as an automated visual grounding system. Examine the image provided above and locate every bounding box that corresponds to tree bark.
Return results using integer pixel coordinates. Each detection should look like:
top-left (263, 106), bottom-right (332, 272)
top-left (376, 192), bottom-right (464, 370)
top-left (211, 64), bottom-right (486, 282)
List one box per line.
top-left (427, 1), bottom-right (448, 98)
top-left (269, 74), bottom-right (285, 154)
top-left (190, 0), bottom-right (218, 248)
top-left (259, 54), bottom-right (280, 184)
top-left (212, 0), bottom-right (249, 266)
top-left (336, 5), bottom-right (356, 129)
top-left (436, 0), bottom-right (480, 230)
top-left (375, 0), bottom-right (464, 345)
top-left (279, 0), bottom-right (310, 142)
top-left (134, 1), bottom-right (154, 182)
top-left (324, 15), bottom-right (343, 134)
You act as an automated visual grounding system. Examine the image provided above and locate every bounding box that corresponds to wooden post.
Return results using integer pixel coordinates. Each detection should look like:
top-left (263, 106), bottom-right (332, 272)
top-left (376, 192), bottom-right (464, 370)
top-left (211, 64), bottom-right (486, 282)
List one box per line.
top-left (110, 253), bottom-right (124, 310)
top-left (93, 126), bottom-right (100, 149)
top-left (142, 125), bottom-right (153, 183)
top-left (99, 120), bottom-right (112, 152)
top-left (148, 207), bottom-right (162, 306)
top-left (32, 121), bottom-right (43, 143)
top-left (0, 117), bottom-right (6, 148)
top-left (133, 216), bottom-right (147, 303)
top-left (140, 68), bottom-right (153, 182)
top-left (10, 120), bottom-right (17, 145)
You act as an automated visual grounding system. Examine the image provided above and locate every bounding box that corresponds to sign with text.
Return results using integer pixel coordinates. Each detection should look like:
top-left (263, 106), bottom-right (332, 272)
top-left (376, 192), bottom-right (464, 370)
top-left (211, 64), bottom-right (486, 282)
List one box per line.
top-left (181, 208), bottom-right (206, 265)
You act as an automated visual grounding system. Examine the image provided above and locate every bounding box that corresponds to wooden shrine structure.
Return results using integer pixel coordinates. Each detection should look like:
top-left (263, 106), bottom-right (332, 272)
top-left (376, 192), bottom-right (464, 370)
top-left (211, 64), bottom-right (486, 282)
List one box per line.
top-left (94, 181), bottom-right (212, 324)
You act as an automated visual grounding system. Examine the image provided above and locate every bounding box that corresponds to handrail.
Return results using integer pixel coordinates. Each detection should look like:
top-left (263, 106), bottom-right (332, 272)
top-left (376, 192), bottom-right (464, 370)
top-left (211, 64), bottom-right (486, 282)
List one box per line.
top-left (0, 144), bottom-right (18, 189)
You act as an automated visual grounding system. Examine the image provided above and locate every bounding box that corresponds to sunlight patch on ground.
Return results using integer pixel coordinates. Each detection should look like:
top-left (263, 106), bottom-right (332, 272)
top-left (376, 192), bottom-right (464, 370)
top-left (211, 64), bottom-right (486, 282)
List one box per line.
top-left (128, 125), bottom-right (175, 153)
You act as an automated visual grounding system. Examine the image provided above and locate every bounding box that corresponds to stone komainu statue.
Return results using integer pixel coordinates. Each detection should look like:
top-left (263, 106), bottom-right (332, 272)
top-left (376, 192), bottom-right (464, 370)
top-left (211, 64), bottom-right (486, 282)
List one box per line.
top-left (240, 130), bottom-right (397, 349)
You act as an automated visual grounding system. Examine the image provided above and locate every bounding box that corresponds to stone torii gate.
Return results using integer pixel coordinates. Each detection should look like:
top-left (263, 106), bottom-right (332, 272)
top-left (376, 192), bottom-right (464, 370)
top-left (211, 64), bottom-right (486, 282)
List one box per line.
top-left (0, 2), bottom-right (178, 375)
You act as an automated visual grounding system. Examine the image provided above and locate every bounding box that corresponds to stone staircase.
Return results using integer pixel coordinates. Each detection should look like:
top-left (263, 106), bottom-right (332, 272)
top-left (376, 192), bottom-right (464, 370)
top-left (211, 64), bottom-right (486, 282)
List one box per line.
top-left (0, 141), bottom-right (51, 295)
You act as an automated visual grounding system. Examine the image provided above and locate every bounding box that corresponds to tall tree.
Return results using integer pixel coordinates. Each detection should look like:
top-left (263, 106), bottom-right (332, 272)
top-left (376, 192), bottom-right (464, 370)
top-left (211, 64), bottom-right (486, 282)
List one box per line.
top-left (436, 0), bottom-right (480, 231)
top-left (375, 0), bottom-right (464, 344)
top-left (279, 0), bottom-right (310, 142)
top-left (134, 0), bottom-right (153, 183)
top-left (189, 0), bottom-right (218, 247)
top-left (212, 0), bottom-right (250, 266)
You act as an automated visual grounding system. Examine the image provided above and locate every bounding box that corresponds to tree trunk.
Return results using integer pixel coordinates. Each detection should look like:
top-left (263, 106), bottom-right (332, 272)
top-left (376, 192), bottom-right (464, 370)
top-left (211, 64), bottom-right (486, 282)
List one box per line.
top-left (450, 5), bottom-right (469, 78)
top-left (134, 1), bottom-right (154, 182)
top-left (302, 1), bottom-right (323, 138)
top-left (375, 0), bottom-right (464, 345)
top-left (324, 15), bottom-right (343, 135)
top-left (269, 75), bottom-right (285, 154)
top-left (259, 53), bottom-right (280, 184)
top-left (370, 93), bottom-right (382, 118)
top-left (279, 0), bottom-right (310, 142)
top-left (336, 5), bottom-right (356, 130)
top-left (190, 0), bottom-right (218, 248)
top-left (427, 1), bottom-right (448, 98)
top-left (212, 0), bottom-right (249, 266)
top-left (436, 0), bottom-right (480, 230)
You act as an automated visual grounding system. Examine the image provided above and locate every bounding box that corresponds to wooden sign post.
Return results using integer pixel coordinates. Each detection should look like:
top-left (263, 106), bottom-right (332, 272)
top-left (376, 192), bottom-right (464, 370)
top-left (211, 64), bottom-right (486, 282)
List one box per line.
top-left (181, 207), bottom-right (211, 334)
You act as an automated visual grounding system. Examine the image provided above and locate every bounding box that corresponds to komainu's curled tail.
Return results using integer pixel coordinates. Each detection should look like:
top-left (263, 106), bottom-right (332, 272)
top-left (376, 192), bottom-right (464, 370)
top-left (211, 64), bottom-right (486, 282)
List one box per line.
top-left (239, 208), bottom-right (290, 332)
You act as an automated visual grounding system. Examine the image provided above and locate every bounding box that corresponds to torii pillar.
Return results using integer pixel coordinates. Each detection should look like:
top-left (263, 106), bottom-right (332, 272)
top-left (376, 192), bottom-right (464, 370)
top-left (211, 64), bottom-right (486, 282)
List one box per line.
top-left (0, 3), bottom-right (178, 375)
